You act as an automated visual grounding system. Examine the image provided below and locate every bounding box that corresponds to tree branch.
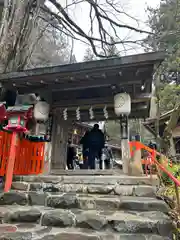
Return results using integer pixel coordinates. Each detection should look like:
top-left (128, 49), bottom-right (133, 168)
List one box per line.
top-left (44, 0), bottom-right (152, 57)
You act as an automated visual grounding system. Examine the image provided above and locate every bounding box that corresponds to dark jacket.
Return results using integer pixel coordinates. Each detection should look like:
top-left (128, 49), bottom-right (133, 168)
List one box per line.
top-left (80, 131), bottom-right (90, 150)
top-left (67, 145), bottom-right (76, 160)
top-left (87, 129), bottom-right (105, 150)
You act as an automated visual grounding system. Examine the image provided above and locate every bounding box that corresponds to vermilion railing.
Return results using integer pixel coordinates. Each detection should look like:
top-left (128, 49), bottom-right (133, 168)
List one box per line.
top-left (130, 141), bottom-right (180, 210)
top-left (0, 131), bottom-right (45, 191)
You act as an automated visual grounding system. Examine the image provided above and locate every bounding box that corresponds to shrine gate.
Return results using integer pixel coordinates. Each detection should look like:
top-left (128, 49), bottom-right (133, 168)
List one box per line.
top-left (0, 51), bottom-right (165, 173)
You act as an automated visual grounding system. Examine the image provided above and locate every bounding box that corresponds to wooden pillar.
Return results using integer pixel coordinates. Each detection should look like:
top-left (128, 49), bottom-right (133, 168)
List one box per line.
top-left (51, 113), bottom-right (70, 170)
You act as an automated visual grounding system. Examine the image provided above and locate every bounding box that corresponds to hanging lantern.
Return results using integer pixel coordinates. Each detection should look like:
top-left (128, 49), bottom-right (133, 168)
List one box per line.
top-left (114, 93), bottom-right (131, 116)
top-left (3, 115), bottom-right (28, 133)
top-left (76, 107), bottom-right (80, 120)
top-left (103, 105), bottom-right (108, 119)
top-left (63, 108), bottom-right (68, 120)
top-left (89, 106), bottom-right (94, 120)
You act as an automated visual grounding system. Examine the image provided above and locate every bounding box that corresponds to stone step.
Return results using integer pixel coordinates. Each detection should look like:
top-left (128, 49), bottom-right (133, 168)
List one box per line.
top-left (0, 225), bottom-right (172, 240)
top-left (0, 206), bottom-right (173, 236)
top-left (0, 191), bottom-right (169, 212)
top-left (46, 194), bottom-right (169, 212)
top-left (13, 175), bottom-right (159, 186)
top-left (51, 169), bottom-right (123, 175)
top-left (12, 181), bottom-right (156, 197)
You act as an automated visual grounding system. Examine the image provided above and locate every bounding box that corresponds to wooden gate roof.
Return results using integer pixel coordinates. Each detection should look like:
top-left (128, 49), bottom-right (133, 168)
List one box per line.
top-left (0, 51), bottom-right (165, 120)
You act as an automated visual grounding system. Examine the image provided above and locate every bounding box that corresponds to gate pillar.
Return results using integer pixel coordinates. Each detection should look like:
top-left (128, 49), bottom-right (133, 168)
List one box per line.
top-left (50, 113), bottom-right (70, 170)
top-left (114, 93), bottom-right (131, 174)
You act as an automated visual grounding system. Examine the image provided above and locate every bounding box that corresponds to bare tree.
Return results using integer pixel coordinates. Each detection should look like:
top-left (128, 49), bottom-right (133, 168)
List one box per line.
top-left (42, 0), bottom-right (150, 57)
top-left (27, 19), bottom-right (71, 68)
top-left (0, 0), bottom-right (151, 75)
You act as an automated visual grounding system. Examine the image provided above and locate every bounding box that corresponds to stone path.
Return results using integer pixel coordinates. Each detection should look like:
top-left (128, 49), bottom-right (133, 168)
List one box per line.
top-left (0, 175), bottom-right (174, 239)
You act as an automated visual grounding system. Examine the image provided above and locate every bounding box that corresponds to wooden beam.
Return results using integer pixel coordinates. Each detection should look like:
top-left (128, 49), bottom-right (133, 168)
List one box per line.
top-left (52, 94), bottom-right (151, 109)
top-left (16, 78), bottom-right (142, 94)
top-left (0, 51), bottom-right (165, 84)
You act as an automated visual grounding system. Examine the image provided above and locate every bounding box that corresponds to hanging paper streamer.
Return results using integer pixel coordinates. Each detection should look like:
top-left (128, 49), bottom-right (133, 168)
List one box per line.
top-left (89, 106), bottom-right (94, 120)
top-left (63, 108), bottom-right (68, 120)
top-left (103, 105), bottom-right (108, 119)
top-left (76, 107), bottom-right (80, 120)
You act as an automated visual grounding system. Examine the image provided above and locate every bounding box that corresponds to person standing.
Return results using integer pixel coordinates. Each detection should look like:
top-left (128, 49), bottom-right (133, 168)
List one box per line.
top-left (100, 144), bottom-right (113, 169)
top-left (66, 139), bottom-right (76, 170)
top-left (87, 124), bottom-right (105, 169)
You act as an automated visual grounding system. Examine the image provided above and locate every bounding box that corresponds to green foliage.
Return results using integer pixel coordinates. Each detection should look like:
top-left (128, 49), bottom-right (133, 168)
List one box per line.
top-left (161, 164), bottom-right (180, 185)
top-left (105, 120), bottom-right (154, 143)
top-left (145, 0), bottom-right (180, 72)
top-left (159, 83), bottom-right (180, 113)
top-left (145, 0), bottom-right (180, 53)
top-left (145, 1), bottom-right (180, 115)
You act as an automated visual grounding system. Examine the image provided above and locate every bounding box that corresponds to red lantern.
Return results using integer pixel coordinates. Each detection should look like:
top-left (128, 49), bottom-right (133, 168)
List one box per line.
top-left (3, 114), bottom-right (28, 133)
top-left (3, 106), bottom-right (33, 133)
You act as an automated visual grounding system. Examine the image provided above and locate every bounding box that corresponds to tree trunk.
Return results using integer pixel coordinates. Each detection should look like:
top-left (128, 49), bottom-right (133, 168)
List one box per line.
top-left (162, 100), bottom-right (180, 157)
top-left (0, 0), bottom-right (44, 74)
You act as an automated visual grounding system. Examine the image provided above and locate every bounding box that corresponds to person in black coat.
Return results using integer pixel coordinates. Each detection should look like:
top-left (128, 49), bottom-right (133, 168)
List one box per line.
top-left (87, 124), bottom-right (105, 169)
top-left (66, 139), bottom-right (76, 170)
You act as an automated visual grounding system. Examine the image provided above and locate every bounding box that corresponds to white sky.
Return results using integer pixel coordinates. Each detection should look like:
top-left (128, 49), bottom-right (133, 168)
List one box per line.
top-left (46, 0), bottom-right (161, 61)
top-left (73, 0), bottom-right (161, 61)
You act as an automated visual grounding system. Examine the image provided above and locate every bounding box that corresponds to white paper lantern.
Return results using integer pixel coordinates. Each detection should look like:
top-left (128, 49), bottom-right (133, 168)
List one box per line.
top-left (114, 93), bottom-right (131, 116)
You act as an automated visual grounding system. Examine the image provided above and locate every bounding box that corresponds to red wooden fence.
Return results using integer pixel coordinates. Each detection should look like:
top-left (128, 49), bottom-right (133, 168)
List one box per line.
top-left (0, 131), bottom-right (45, 176)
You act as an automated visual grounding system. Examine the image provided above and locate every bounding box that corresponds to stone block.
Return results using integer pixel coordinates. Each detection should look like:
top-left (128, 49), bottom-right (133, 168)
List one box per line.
top-left (0, 192), bottom-right (28, 205)
top-left (119, 197), bottom-right (169, 213)
top-left (0, 232), bottom-right (32, 240)
top-left (11, 182), bottom-right (29, 191)
top-left (76, 213), bottom-right (107, 230)
top-left (29, 183), bottom-right (42, 191)
top-left (57, 184), bottom-right (87, 193)
top-left (5, 209), bottom-right (41, 223)
top-left (28, 192), bottom-right (49, 206)
top-left (54, 233), bottom-right (100, 240)
top-left (133, 186), bottom-right (156, 197)
top-left (46, 193), bottom-right (78, 208)
top-left (114, 186), bottom-right (133, 196)
top-left (112, 219), bottom-right (156, 234)
top-left (87, 185), bottom-right (113, 194)
top-left (41, 210), bottom-right (74, 227)
top-left (77, 196), bottom-right (120, 210)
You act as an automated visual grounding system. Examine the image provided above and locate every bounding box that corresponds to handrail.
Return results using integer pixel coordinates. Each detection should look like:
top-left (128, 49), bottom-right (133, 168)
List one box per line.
top-left (130, 141), bottom-right (180, 186)
top-left (152, 154), bottom-right (180, 187)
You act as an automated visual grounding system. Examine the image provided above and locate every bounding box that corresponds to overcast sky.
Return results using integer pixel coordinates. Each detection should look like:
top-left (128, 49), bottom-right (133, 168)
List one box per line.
top-left (73, 0), bottom-right (161, 61)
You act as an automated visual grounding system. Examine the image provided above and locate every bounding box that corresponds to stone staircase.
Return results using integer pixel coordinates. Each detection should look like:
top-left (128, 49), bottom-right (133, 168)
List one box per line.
top-left (0, 174), bottom-right (174, 239)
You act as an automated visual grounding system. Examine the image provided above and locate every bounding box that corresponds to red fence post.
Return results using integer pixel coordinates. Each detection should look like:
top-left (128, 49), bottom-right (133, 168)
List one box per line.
top-left (4, 132), bottom-right (18, 192)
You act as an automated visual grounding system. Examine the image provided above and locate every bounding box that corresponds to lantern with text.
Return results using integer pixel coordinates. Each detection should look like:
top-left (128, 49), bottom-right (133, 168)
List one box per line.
top-left (114, 93), bottom-right (131, 116)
